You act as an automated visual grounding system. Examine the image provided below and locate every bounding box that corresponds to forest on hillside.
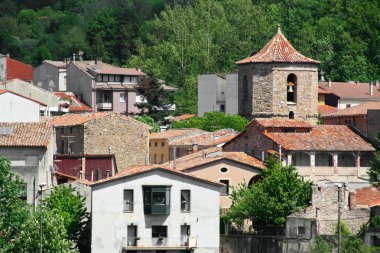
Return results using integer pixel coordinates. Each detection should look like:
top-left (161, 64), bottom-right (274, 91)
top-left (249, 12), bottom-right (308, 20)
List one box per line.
top-left (1, 0), bottom-right (380, 113)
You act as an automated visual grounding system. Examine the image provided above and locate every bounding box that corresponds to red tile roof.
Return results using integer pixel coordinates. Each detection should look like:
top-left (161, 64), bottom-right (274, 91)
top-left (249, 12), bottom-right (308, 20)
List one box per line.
top-left (318, 105), bottom-right (337, 116)
top-left (54, 92), bottom-right (92, 112)
top-left (74, 61), bottom-right (145, 76)
top-left (6, 56), bottom-right (33, 82)
top-left (254, 118), bottom-right (312, 128)
top-left (171, 129), bottom-right (238, 147)
top-left (318, 86), bottom-right (331, 95)
top-left (355, 187), bottom-right (380, 207)
top-left (48, 112), bottom-right (110, 126)
top-left (318, 82), bottom-right (380, 99)
top-left (90, 165), bottom-right (223, 187)
top-left (0, 122), bottom-right (52, 147)
top-left (150, 129), bottom-right (206, 142)
top-left (174, 114), bottom-right (197, 122)
top-left (237, 27), bottom-right (319, 64)
top-left (323, 102), bottom-right (380, 117)
top-left (264, 125), bottom-right (375, 151)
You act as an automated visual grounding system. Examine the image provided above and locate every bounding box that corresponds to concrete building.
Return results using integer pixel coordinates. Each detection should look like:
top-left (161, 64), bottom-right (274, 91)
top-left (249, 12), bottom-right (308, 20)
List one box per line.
top-left (53, 92), bottom-right (92, 113)
top-left (322, 101), bottom-right (380, 141)
top-left (91, 165), bottom-right (221, 253)
top-left (33, 60), bottom-right (67, 92)
top-left (0, 79), bottom-right (61, 115)
top-left (198, 73), bottom-right (238, 116)
top-left (0, 54), bottom-right (33, 82)
top-left (166, 147), bottom-right (264, 209)
top-left (318, 81), bottom-right (380, 109)
top-left (0, 90), bottom-right (44, 122)
top-left (49, 112), bottom-right (150, 170)
top-left (0, 122), bottom-right (54, 204)
top-left (223, 118), bottom-right (375, 187)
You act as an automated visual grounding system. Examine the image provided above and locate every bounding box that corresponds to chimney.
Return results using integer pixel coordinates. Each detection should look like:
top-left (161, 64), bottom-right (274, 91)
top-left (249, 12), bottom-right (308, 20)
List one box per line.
top-left (73, 53), bottom-right (76, 63)
top-left (369, 82), bottom-right (374, 96)
top-left (173, 146), bottom-right (177, 169)
top-left (328, 79), bottom-right (332, 88)
top-left (81, 157), bottom-right (86, 179)
top-left (349, 191), bottom-right (357, 209)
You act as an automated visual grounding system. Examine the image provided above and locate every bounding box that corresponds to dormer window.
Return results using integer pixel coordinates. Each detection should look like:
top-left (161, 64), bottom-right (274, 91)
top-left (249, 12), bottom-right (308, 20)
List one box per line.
top-left (287, 74), bottom-right (297, 103)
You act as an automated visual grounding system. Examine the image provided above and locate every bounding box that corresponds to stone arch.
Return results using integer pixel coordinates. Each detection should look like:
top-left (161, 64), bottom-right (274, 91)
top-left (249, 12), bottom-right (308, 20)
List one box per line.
top-left (315, 153), bottom-right (333, 167)
top-left (289, 111), bottom-right (295, 119)
top-left (248, 175), bottom-right (262, 187)
top-left (287, 73), bottom-right (297, 103)
top-left (291, 152), bottom-right (310, 166)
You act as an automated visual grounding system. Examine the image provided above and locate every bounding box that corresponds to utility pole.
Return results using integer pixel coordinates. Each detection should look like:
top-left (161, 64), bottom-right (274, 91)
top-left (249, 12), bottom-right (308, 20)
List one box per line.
top-left (337, 184), bottom-right (342, 253)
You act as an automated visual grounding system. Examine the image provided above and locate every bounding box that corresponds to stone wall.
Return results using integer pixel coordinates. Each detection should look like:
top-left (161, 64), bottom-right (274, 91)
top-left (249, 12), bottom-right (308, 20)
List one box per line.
top-left (220, 235), bottom-right (284, 253)
top-left (83, 114), bottom-right (149, 170)
top-left (238, 63), bottom-right (318, 124)
top-left (55, 125), bottom-right (85, 154)
top-left (323, 115), bottom-right (368, 138)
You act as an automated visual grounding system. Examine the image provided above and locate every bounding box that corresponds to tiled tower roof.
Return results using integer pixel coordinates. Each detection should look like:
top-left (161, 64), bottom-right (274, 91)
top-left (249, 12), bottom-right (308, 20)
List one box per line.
top-left (237, 26), bottom-right (320, 65)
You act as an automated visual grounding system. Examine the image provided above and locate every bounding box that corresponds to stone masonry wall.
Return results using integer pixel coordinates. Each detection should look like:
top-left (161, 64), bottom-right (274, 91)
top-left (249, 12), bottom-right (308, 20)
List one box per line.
top-left (55, 125), bottom-right (84, 154)
top-left (83, 113), bottom-right (149, 170)
top-left (238, 63), bottom-right (318, 124)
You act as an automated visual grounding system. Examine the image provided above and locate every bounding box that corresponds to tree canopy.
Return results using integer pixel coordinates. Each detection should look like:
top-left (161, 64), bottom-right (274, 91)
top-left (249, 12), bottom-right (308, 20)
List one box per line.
top-left (224, 155), bottom-right (312, 234)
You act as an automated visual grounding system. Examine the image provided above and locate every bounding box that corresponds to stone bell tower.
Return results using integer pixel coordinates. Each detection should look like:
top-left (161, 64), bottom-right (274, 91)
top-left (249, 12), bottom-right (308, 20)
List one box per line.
top-left (236, 26), bottom-right (319, 124)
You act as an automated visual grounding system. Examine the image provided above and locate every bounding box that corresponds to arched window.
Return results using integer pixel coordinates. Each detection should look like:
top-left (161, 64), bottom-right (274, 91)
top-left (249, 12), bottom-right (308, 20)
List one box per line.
top-left (289, 111), bottom-right (295, 119)
top-left (248, 175), bottom-right (262, 187)
top-left (243, 75), bottom-right (248, 101)
top-left (287, 74), bottom-right (297, 103)
top-left (315, 153), bottom-right (334, 167)
top-left (291, 152), bottom-right (310, 166)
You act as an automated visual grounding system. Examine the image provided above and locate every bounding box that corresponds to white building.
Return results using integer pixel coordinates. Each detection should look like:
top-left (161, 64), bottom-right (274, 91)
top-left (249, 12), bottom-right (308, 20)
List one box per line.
top-left (0, 90), bottom-right (42, 122)
top-left (91, 166), bottom-right (221, 253)
top-left (197, 73), bottom-right (238, 116)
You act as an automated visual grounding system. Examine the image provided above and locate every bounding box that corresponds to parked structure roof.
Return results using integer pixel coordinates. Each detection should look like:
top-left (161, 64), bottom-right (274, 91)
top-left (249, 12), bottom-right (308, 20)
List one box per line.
top-left (237, 26), bottom-right (320, 64)
top-left (73, 61), bottom-right (145, 77)
top-left (323, 102), bottom-right (380, 117)
top-left (263, 125), bottom-right (375, 151)
top-left (170, 129), bottom-right (238, 147)
top-left (318, 82), bottom-right (380, 99)
top-left (355, 187), bottom-right (380, 207)
top-left (150, 129), bottom-right (206, 142)
top-left (54, 92), bottom-right (92, 112)
top-left (0, 122), bottom-right (52, 147)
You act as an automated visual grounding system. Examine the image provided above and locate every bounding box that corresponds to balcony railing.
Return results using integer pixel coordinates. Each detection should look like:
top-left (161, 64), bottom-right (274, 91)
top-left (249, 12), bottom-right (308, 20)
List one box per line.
top-left (123, 236), bottom-right (197, 249)
top-left (97, 102), bottom-right (112, 110)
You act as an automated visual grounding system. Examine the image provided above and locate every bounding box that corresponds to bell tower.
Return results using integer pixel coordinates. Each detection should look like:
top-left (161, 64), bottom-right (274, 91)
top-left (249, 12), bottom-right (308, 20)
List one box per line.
top-left (236, 26), bottom-right (319, 124)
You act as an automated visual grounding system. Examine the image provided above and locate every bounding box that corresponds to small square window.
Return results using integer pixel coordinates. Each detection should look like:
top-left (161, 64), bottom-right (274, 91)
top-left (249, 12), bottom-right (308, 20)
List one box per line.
top-left (161, 142), bottom-right (164, 147)
top-left (152, 226), bottom-right (167, 238)
top-left (124, 190), bottom-right (134, 212)
top-left (298, 226), bottom-right (305, 235)
top-left (220, 180), bottom-right (230, 195)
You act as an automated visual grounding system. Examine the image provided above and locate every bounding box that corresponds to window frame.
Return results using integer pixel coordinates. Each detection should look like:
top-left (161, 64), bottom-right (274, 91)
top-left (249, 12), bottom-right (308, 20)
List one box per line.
top-left (181, 190), bottom-right (191, 212)
top-left (143, 186), bottom-right (171, 215)
top-left (120, 92), bottom-right (126, 103)
top-left (219, 179), bottom-right (230, 196)
top-left (124, 189), bottom-right (134, 212)
top-left (152, 226), bottom-right (167, 238)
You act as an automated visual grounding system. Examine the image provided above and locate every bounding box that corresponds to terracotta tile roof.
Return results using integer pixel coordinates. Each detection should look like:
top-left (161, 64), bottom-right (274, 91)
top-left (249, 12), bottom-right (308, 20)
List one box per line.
top-left (355, 187), bottom-right (380, 207)
top-left (90, 165), bottom-right (223, 187)
top-left (255, 118), bottom-right (312, 128)
top-left (171, 150), bottom-right (265, 171)
top-left (171, 129), bottom-right (239, 147)
top-left (264, 125), bottom-right (375, 151)
top-left (44, 60), bottom-right (66, 68)
top-left (318, 86), bottom-right (331, 94)
top-left (0, 122), bottom-right (52, 147)
top-left (318, 82), bottom-right (380, 99)
top-left (48, 112), bottom-right (110, 126)
top-left (0, 89), bottom-right (47, 106)
top-left (54, 92), bottom-right (92, 112)
top-left (318, 105), bottom-right (337, 116)
top-left (323, 102), bottom-right (380, 117)
top-left (149, 129), bottom-right (206, 142)
top-left (174, 114), bottom-right (197, 122)
top-left (74, 61), bottom-right (145, 76)
top-left (237, 27), bottom-right (319, 64)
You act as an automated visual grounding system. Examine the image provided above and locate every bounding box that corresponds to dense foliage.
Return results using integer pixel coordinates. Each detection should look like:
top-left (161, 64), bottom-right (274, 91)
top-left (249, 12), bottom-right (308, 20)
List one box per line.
top-left (312, 235), bottom-right (380, 253)
top-left (224, 155), bottom-right (312, 234)
top-left (172, 112), bottom-right (248, 132)
top-left (368, 131), bottom-right (380, 182)
top-left (0, 156), bottom-right (85, 252)
top-left (1, 0), bottom-right (380, 112)
top-left (134, 115), bottom-right (160, 132)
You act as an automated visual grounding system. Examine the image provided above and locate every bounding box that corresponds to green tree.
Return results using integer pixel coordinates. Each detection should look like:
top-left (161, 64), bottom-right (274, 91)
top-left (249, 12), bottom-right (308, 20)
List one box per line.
top-left (0, 157), bottom-right (29, 252)
top-left (172, 112), bottom-right (248, 132)
top-left (368, 130), bottom-right (380, 183)
top-left (225, 155), bottom-right (312, 233)
top-left (43, 185), bottom-right (89, 243)
top-left (134, 115), bottom-right (160, 132)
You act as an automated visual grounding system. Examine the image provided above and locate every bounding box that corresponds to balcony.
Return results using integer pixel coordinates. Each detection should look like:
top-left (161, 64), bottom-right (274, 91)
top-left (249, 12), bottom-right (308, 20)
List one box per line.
top-left (97, 102), bottom-right (112, 110)
top-left (122, 236), bottom-right (196, 250)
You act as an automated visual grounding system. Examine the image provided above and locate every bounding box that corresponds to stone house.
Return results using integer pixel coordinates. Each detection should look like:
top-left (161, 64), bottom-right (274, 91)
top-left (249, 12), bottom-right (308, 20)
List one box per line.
top-left (223, 118), bottom-right (375, 186)
top-left (49, 112), bottom-right (150, 170)
top-left (33, 60), bottom-right (68, 92)
top-left (319, 81), bottom-right (380, 109)
top-left (166, 147), bottom-right (264, 209)
top-left (90, 165), bottom-right (221, 253)
top-left (322, 101), bottom-right (380, 141)
top-left (0, 122), bottom-right (54, 205)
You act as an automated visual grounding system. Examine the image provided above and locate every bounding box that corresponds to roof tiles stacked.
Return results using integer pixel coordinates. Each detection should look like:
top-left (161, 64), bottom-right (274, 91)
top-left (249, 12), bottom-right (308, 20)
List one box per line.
top-left (0, 122), bottom-right (52, 147)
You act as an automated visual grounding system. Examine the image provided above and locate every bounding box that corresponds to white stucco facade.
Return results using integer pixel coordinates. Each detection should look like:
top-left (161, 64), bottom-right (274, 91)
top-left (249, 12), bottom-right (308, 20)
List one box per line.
top-left (0, 92), bottom-right (40, 122)
top-left (91, 169), bottom-right (220, 253)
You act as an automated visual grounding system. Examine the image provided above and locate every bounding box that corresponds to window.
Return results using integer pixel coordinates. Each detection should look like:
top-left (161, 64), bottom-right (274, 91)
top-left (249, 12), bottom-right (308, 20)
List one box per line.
top-left (152, 226), bottom-right (167, 238)
top-left (161, 142), bottom-right (165, 147)
top-left (298, 226), bottom-right (305, 235)
top-left (124, 190), bottom-right (134, 212)
top-left (220, 180), bottom-right (230, 195)
top-left (143, 186), bottom-right (171, 214)
top-left (25, 156), bottom-right (39, 166)
top-left (115, 75), bottom-right (121, 82)
top-left (60, 140), bottom-right (65, 153)
top-left (102, 75), bottom-right (109, 82)
top-left (220, 167), bottom-right (228, 173)
top-left (123, 76), bottom-right (131, 83)
top-left (69, 127), bottom-right (73, 134)
top-left (127, 225), bottom-right (137, 246)
top-left (96, 75), bottom-right (102, 82)
top-left (155, 142), bottom-right (158, 147)
top-left (346, 104), bottom-right (351, 108)
top-left (120, 92), bottom-right (126, 102)
top-left (180, 225), bottom-right (190, 246)
top-left (220, 104), bottom-right (225, 112)
top-left (154, 154), bottom-right (158, 164)
top-left (160, 154), bottom-right (164, 164)
top-left (109, 75), bottom-right (115, 82)
top-left (287, 74), bottom-right (297, 103)
top-left (289, 111), bottom-right (295, 119)
top-left (149, 142), bottom-right (152, 147)
top-left (181, 190), bottom-right (190, 212)
top-left (61, 128), bottom-right (64, 134)
top-left (131, 76), bottom-right (138, 83)
top-left (242, 75), bottom-right (248, 101)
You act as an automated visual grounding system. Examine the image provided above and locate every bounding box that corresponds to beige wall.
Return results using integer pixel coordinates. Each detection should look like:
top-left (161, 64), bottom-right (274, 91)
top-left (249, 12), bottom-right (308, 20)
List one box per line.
top-left (185, 159), bottom-right (262, 208)
top-left (149, 138), bottom-right (169, 164)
